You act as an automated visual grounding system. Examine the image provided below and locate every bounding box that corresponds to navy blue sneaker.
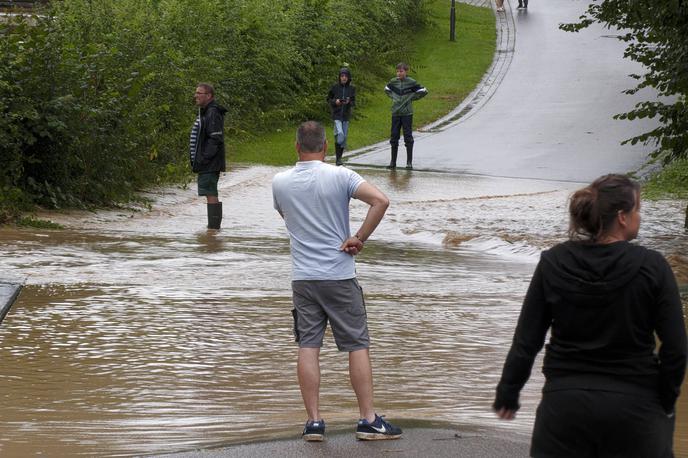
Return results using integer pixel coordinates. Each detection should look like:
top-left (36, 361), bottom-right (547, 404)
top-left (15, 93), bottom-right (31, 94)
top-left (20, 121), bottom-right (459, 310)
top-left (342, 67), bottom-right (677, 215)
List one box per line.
top-left (302, 419), bottom-right (325, 442)
top-left (356, 414), bottom-right (402, 440)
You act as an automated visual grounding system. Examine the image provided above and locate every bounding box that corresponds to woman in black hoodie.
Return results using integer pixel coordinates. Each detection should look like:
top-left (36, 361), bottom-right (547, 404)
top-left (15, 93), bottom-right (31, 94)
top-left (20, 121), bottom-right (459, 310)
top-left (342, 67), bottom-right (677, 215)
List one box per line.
top-left (494, 174), bottom-right (687, 458)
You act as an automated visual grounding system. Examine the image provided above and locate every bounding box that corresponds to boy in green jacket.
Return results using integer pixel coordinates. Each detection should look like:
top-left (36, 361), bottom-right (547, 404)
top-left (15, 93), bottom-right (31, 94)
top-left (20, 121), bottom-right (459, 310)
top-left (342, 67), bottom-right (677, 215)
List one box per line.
top-left (384, 62), bottom-right (428, 169)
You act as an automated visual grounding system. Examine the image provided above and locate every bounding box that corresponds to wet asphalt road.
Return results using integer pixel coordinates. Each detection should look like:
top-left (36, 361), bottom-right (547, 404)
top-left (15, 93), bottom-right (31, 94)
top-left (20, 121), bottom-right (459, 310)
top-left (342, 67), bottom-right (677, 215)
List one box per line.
top-left (347, 0), bottom-right (658, 183)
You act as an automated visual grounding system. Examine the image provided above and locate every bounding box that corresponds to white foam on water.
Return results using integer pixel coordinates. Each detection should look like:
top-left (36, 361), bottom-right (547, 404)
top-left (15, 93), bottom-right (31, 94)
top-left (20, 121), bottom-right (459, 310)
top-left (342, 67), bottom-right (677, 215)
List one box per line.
top-left (402, 230), bottom-right (447, 246)
top-left (458, 235), bottom-right (541, 263)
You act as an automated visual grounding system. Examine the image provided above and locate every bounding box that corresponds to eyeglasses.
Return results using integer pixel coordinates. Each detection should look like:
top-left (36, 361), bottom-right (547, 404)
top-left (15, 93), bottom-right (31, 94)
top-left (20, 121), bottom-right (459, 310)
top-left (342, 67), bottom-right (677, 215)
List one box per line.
top-left (195, 91), bottom-right (209, 95)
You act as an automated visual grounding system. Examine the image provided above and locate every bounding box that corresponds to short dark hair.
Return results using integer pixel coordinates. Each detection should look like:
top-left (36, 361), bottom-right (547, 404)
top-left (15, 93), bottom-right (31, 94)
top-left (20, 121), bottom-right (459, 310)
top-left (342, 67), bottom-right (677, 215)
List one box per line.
top-left (396, 62), bottom-right (409, 71)
top-left (568, 173), bottom-right (640, 242)
top-left (197, 83), bottom-right (214, 96)
top-left (296, 121), bottom-right (326, 153)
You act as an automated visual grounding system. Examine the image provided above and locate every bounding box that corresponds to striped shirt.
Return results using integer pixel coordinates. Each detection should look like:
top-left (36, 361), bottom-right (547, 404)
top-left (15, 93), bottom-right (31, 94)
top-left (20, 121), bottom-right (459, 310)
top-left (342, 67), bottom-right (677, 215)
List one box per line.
top-left (189, 112), bottom-right (201, 166)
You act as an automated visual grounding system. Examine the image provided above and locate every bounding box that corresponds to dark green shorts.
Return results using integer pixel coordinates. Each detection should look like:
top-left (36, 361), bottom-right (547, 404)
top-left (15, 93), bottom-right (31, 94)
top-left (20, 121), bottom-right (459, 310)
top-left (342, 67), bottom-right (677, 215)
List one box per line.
top-left (197, 172), bottom-right (220, 196)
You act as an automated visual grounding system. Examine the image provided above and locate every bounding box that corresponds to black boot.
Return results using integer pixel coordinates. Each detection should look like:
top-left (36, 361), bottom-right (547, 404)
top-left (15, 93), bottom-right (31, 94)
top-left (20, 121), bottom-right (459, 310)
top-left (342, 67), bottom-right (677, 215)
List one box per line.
top-left (387, 145), bottom-right (398, 169)
top-left (207, 202), bottom-right (222, 230)
top-left (335, 144), bottom-right (343, 166)
top-left (405, 144), bottom-right (413, 170)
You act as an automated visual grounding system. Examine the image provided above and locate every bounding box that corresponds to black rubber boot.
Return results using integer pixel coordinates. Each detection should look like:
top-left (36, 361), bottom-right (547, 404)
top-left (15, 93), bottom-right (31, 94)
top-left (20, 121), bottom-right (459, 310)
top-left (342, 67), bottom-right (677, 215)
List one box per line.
top-left (335, 144), bottom-right (343, 166)
top-left (405, 144), bottom-right (414, 170)
top-left (387, 145), bottom-right (398, 169)
top-left (207, 202), bottom-right (222, 230)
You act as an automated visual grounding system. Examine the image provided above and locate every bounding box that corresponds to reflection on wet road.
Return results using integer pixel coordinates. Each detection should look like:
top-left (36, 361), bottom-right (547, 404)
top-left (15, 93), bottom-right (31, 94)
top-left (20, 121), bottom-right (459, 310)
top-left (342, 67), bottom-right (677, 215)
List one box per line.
top-left (1, 166), bottom-right (686, 456)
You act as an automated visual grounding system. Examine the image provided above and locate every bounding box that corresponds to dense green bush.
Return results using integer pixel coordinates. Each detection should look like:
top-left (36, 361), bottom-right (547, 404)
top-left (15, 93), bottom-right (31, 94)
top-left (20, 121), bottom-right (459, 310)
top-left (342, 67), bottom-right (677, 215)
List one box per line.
top-left (0, 0), bottom-right (427, 220)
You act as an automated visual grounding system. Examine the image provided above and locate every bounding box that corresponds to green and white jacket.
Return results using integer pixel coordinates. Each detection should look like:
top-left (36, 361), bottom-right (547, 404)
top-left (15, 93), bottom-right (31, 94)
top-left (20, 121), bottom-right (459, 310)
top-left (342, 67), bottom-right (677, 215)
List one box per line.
top-left (384, 76), bottom-right (428, 116)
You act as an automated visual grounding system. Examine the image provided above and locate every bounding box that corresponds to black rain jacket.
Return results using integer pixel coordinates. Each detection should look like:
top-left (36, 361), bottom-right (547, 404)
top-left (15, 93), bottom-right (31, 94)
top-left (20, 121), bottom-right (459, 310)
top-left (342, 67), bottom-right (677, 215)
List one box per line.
top-left (192, 100), bottom-right (227, 173)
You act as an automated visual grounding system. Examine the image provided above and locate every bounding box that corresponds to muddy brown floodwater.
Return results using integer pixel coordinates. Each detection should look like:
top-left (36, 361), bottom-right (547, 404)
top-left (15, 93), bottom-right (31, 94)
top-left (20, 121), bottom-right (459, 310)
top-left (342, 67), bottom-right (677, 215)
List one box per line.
top-left (1, 166), bottom-right (686, 456)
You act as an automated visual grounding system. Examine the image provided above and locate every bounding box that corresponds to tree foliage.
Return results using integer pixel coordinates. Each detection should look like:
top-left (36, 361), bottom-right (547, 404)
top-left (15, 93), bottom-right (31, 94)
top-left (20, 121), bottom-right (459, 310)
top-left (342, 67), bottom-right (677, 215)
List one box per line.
top-left (560, 0), bottom-right (688, 165)
top-left (0, 0), bottom-right (427, 219)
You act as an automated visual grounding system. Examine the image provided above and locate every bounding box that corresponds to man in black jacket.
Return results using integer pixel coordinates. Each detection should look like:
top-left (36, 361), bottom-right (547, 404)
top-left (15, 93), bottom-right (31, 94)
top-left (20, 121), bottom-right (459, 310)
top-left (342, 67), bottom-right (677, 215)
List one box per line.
top-left (190, 83), bottom-right (227, 229)
top-left (326, 68), bottom-right (355, 166)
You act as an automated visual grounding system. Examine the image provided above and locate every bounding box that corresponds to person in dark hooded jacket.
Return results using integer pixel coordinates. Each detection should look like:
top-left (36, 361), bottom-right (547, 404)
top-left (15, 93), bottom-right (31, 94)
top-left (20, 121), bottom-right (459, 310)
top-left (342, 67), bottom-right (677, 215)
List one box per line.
top-left (190, 83), bottom-right (227, 229)
top-left (494, 174), bottom-right (687, 458)
top-left (326, 68), bottom-right (356, 166)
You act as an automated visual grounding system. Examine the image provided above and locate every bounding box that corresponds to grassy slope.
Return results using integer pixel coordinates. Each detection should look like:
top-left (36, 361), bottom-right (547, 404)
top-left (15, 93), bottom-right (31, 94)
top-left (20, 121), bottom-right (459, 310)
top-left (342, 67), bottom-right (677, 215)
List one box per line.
top-left (229, 0), bottom-right (496, 165)
top-left (643, 158), bottom-right (688, 200)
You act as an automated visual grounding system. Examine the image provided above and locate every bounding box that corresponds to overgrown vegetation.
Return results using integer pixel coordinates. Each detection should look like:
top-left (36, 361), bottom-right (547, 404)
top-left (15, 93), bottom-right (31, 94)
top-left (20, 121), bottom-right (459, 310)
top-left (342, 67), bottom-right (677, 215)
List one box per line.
top-left (16, 216), bottom-right (63, 229)
top-left (643, 159), bottom-right (688, 200)
top-left (0, 0), bottom-right (428, 223)
top-left (642, 159), bottom-right (688, 230)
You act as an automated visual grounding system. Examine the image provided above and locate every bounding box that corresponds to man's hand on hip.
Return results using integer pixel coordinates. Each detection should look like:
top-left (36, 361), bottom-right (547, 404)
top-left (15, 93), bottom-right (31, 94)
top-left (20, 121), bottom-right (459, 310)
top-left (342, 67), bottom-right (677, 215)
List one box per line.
top-left (340, 237), bottom-right (364, 256)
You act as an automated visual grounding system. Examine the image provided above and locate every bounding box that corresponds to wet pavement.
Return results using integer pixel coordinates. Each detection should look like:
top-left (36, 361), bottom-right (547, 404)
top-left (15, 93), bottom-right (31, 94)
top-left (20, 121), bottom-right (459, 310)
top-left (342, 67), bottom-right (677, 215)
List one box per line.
top-left (347, 0), bottom-right (660, 183)
top-left (160, 423), bottom-right (530, 458)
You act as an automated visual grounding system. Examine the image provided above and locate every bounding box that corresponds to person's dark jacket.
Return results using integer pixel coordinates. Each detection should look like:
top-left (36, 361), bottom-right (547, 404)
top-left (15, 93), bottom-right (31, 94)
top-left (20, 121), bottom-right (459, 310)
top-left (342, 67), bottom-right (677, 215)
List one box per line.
top-left (327, 68), bottom-right (355, 121)
top-left (494, 241), bottom-right (687, 414)
top-left (192, 100), bottom-right (227, 173)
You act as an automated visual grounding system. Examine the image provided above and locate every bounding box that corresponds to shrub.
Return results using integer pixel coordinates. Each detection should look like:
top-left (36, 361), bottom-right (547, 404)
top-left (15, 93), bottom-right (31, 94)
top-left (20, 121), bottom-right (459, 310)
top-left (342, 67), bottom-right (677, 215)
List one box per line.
top-left (0, 0), bottom-right (427, 216)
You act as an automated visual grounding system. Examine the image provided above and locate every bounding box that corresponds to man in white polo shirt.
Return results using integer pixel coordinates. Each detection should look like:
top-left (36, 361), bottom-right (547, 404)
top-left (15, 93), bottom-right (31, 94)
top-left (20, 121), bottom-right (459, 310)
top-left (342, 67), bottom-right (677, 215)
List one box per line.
top-left (272, 121), bottom-right (402, 442)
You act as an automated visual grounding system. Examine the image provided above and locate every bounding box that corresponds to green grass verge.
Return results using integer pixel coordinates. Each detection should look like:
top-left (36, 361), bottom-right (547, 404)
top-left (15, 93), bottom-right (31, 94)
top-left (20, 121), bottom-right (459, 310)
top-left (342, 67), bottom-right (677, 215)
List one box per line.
top-left (16, 217), bottom-right (64, 230)
top-left (642, 158), bottom-right (688, 200)
top-left (229, 0), bottom-right (496, 165)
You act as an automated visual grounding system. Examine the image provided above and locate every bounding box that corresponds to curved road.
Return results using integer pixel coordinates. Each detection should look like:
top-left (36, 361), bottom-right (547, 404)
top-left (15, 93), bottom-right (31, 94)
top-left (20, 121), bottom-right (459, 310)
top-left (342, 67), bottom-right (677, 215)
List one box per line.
top-left (348, 0), bottom-right (658, 183)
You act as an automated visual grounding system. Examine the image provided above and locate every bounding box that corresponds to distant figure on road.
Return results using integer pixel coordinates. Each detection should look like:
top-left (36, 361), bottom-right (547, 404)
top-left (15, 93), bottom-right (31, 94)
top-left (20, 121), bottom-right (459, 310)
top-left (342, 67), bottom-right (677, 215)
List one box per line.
top-left (189, 83), bottom-right (227, 230)
top-left (384, 62), bottom-right (427, 170)
top-left (272, 121), bottom-right (402, 443)
top-left (327, 67), bottom-right (356, 166)
top-left (517, 0), bottom-right (528, 9)
top-left (493, 174), bottom-right (687, 457)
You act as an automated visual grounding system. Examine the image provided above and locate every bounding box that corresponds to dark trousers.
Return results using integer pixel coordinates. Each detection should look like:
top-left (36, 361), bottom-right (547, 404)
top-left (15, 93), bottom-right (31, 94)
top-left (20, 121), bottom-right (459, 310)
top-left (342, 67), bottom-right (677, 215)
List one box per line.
top-left (531, 389), bottom-right (675, 458)
top-left (390, 115), bottom-right (414, 147)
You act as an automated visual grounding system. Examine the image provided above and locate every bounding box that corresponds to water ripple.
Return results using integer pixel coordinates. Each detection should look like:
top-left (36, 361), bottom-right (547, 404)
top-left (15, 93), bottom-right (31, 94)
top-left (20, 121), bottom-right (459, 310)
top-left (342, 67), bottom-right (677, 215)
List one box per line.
top-left (1, 168), bottom-right (686, 455)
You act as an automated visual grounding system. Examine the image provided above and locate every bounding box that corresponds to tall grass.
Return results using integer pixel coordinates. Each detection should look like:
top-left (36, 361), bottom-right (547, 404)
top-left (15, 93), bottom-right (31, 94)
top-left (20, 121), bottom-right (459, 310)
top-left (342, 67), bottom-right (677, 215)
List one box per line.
top-left (643, 159), bottom-right (688, 200)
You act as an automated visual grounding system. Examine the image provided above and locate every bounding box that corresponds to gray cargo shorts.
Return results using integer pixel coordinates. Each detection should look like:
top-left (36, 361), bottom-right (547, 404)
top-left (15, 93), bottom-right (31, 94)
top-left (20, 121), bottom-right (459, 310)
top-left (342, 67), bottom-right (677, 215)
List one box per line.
top-left (291, 278), bottom-right (369, 352)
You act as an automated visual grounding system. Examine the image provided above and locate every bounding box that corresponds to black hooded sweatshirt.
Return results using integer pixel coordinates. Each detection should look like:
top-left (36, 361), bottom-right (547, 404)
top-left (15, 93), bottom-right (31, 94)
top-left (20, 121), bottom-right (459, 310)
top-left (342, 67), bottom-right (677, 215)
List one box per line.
top-left (494, 241), bottom-right (687, 414)
top-left (327, 68), bottom-right (355, 121)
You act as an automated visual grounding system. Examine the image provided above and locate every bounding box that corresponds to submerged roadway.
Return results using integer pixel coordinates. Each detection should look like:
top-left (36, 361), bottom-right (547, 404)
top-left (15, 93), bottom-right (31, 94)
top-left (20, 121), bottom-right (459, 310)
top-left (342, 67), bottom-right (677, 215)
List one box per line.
top-left (164, 0), bottom-right (659, 456)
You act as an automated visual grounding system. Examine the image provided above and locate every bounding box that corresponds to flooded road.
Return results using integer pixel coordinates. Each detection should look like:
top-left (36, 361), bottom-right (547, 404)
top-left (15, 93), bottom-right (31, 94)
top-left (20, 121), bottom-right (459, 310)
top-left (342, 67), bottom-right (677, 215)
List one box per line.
top-left (1, 165), bottom-right (687, 456)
